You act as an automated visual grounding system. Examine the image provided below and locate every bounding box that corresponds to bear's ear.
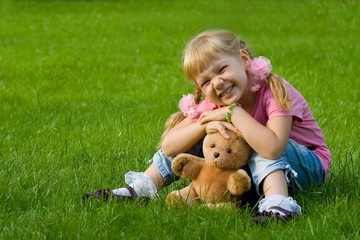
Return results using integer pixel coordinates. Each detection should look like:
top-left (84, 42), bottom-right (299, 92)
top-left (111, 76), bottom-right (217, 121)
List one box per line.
top-left (206, 129), bottom-right (243, 139)
top-left (226, 130), bottom-right (243, 138)
top-left (206, 129), bottom-right (218, 135)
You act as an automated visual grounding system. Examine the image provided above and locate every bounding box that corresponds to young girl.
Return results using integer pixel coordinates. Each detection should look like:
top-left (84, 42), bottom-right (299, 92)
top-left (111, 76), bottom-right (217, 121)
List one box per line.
top-left (85, 29), bottom-right (331, 222)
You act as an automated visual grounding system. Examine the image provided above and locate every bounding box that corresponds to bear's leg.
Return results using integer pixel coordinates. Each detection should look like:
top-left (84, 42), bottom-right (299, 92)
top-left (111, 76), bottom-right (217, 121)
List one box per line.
top-left (165, 185), bottom-right (199, 208)
top-left (228, 169), bottom-right (251, 195)
top-left (206, 202), bottom-right (237, 210)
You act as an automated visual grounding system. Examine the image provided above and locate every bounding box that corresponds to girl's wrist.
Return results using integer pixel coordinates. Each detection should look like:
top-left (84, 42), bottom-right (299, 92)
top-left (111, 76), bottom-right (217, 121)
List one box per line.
top-left (196, 119), bottom-right (208, 132)
top-left (225, 103), bottom-right (241, 123)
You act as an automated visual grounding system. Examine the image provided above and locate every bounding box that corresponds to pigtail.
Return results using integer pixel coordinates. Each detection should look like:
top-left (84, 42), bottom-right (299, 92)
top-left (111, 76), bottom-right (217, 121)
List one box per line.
top-left (267, 73), bottom-right (291, 110)
top-left (157, 112), bottom-right (186, 148)
top-left (194, 85), bottom-right (203, 104)
top-left (157, 84), bottom-right (203, 148)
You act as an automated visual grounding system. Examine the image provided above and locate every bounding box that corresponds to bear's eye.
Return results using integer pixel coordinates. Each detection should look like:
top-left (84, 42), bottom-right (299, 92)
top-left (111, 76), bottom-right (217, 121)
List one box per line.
top-left (226, 148), bottom-right (232, 153)
top-left (211, 144), bottom-right (215, 148)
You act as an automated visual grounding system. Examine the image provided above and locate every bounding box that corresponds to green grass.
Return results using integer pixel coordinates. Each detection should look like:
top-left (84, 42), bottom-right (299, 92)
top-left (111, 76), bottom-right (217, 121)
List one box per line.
top-left (0, 0), bottom-right (359, 239)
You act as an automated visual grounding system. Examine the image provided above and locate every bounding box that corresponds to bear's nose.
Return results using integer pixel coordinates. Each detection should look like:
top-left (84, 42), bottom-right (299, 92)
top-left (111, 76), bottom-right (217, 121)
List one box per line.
top-left (214, 152), bottom-right (220, 158)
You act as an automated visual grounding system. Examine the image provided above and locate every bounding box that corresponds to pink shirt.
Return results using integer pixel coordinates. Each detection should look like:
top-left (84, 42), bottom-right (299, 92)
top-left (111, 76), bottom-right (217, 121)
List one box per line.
top-left (251, 80), bottom-right (331, 177)
top-left (191, 98), bottom-right (219, 121)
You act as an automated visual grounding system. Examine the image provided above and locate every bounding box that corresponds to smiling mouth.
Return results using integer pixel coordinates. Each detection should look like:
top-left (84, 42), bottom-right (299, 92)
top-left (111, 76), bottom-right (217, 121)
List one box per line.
top-left (219, 86), bottom-right (233, 98)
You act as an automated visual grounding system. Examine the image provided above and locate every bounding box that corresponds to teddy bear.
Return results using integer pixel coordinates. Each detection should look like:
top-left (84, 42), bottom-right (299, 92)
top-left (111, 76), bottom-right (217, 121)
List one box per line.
top-left (166, 130), bottom-right (253, 208)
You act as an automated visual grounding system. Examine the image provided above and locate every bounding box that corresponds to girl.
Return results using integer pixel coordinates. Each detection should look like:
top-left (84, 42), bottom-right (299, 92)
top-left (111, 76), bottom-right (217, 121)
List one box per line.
top-left (85, 29), bottom-right (331, 222)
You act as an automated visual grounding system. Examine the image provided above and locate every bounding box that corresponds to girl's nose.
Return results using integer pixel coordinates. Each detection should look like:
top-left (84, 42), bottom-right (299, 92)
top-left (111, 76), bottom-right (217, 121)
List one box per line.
top-left (212, 76), bottom-right (224, 89)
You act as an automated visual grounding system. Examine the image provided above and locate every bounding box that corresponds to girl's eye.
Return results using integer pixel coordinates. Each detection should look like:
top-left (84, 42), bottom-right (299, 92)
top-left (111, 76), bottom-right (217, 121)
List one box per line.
top-left (201, 80), bottom-right (210, 88)
top-left (219, 66), bottom-right (227, 74)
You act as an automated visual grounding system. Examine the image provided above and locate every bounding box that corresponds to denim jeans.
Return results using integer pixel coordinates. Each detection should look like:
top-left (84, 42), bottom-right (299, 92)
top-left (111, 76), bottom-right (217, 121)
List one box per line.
top-left (153, 138), bottom-right (325, 193)
top-left (248, 139), bottom-right (325, 194)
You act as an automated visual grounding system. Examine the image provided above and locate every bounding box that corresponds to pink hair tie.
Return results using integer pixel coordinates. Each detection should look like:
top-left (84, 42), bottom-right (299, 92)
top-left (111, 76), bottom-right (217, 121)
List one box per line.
top-left (178, 94), bottom-right (198, 119)
top-left (249, 56), bottom-right (273, 92)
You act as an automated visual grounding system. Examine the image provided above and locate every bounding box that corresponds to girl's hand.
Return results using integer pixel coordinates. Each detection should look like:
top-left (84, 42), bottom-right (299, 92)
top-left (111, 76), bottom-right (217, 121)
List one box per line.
top-left (197, 107), bottom-right (227, 124)
top-left (205, 121), bottom-right (240, 139)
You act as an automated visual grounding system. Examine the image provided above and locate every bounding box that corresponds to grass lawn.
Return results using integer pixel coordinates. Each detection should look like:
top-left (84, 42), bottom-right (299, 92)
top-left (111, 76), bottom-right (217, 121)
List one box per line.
top-left (0, 0), bottom-right (359, 239)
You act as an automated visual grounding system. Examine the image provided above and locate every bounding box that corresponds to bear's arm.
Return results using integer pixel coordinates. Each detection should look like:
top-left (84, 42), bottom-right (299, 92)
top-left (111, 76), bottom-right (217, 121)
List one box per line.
top-left (171, 153), bottom-right (205, 180)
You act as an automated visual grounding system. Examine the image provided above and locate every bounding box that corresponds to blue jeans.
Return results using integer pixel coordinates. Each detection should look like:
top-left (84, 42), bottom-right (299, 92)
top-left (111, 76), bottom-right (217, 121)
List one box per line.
top-left (152, 138), bottom-right (325, 192)
top-left (248, 139), bottom-right (325, 194)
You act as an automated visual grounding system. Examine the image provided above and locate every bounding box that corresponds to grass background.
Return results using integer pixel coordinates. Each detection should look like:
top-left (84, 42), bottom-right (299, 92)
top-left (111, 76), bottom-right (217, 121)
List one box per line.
top-left (0, 0), bottom-right (359, 239)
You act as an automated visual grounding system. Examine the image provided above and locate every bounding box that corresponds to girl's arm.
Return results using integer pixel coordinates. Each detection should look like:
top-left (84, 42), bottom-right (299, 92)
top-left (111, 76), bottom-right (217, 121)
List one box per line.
top-left (231, 107), bottom-right (291, 159)
top-left (199, 106), bottom-right (292, 160)
top-left (161, 111), bottom-right (242, 157)
top-left (160, 117), bottom-right (207, 157)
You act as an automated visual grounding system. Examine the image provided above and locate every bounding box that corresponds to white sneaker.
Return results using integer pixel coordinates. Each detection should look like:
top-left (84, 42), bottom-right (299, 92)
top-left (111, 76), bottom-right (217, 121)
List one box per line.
top-left (251, 195), bottom-right (301, 223)
top-left (112, 172), bottom-right (158, 199)
top-left (258, 194), bottom-right (302, 215)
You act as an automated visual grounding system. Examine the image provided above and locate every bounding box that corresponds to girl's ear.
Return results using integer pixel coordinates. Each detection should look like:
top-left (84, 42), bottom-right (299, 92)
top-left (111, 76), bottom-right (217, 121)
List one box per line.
top-left (239, 49), bottom-right (252, 67)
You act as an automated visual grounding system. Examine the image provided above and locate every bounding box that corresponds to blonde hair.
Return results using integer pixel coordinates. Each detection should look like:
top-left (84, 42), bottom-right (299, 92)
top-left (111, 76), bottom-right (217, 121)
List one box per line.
top-left (182, 29), bottom-right (291, 110)
top-left (157, 112), bottom-right (186, 148)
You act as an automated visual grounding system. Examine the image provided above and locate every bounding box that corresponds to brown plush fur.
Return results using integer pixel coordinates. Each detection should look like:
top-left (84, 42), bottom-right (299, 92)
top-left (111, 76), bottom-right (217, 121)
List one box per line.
top-left (166, 130), bottom-right (253, 208)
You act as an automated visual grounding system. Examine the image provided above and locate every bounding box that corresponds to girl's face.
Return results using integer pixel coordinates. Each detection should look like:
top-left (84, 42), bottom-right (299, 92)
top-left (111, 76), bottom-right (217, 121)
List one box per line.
top-left (195, 50), bottom-right (252, 106)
